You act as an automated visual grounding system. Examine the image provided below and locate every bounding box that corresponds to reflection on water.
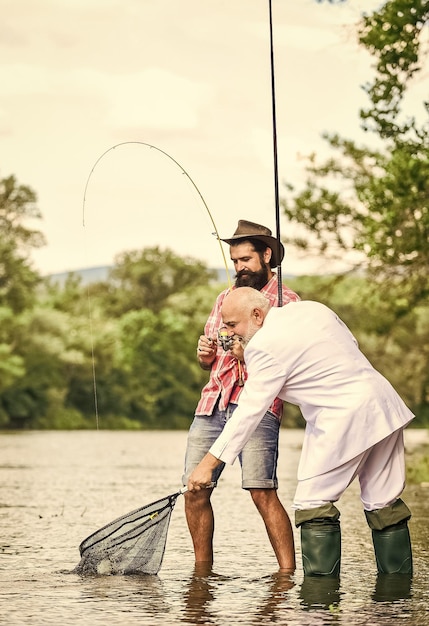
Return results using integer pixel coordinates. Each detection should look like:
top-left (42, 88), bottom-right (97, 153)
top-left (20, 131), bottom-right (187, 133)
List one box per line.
top-left (181, 563), bottom-right (224, 624)
top-left (78, 572), bottom-right (170, 614)
top-left (0, 429), bottom-right (428, 625)
top-left (181, 566), bottom-right (296, 625)
top-left (372, 573), bottom-right (413, 603)
top-left (299, 576), bottom-right (342, 611)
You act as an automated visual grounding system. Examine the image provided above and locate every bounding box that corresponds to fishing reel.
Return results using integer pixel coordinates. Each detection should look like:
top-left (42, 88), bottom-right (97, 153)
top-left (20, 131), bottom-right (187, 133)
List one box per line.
top-left (218, 328), bottom-right (235, 352)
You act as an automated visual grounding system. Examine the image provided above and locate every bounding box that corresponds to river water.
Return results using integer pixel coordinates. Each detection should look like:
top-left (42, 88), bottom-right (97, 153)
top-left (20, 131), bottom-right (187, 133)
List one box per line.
top-left (1, 429), bottom-right (428, 625)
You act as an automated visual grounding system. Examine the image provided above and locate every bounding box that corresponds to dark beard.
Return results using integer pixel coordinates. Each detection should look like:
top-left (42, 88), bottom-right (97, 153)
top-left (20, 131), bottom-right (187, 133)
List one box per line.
top-left (235, 265), bottom-right (269, 290)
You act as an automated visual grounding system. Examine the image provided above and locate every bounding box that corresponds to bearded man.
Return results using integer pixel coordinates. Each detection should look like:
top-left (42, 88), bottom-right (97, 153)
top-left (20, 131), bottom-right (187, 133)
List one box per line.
top-left (182, 220), bottom-right (300, 571)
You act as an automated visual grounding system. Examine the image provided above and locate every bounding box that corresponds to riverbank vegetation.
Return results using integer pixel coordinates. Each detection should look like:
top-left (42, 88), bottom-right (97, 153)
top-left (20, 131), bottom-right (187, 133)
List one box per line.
top-left (0, 193), bottom-right (427, 431)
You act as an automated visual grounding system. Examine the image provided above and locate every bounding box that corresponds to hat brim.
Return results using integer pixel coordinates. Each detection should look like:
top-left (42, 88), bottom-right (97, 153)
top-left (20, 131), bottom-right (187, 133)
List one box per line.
top-left (221, 234), bottom-right (284, 267)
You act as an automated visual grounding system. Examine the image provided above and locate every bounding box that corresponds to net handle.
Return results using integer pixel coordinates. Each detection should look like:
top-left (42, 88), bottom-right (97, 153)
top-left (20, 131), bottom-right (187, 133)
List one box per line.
top-left (180, 481), bottom-right (215, 495)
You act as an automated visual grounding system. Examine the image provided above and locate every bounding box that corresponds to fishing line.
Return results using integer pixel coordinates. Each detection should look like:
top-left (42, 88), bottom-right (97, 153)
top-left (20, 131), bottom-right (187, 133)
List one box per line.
top-left (82, 0), bottom-right (286, 421)
top-left (85, 285), bottom-right (99, 430)
top-left (81, 141), bottom-right (233, 426)
top-left (82, 141), bottom-right (232, 285)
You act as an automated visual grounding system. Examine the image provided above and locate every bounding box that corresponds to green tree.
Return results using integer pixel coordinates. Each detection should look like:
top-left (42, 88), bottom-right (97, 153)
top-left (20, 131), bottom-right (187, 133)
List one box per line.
top-left (0, 173), bottom-right (46, 426)
top-left (36, 255), bottom-right (221, 430)
top-left (1, 306), bottom-right (88, 428)
top-left (0, 174), bottom-right (44, 312)
top-left (90, 246), bottom-right (217, 317)
top-left (35, 276), bottom-right (127, 428)
top-left (282, 0), bottom-right (429, 307)
top-left (105, 284), bottom-right (219, 429)
top-left (0, 307), bottom-right (26, 426)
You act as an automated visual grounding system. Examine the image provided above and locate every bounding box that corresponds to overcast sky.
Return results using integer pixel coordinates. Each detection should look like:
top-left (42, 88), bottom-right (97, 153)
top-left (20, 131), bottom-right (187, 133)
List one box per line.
top-left (1, 0), bottom-right (423, 276)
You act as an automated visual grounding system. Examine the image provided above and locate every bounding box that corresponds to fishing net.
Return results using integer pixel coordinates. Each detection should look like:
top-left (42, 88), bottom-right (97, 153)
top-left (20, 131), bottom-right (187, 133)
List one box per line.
top-left (74, 488), bottom-right (185, 575)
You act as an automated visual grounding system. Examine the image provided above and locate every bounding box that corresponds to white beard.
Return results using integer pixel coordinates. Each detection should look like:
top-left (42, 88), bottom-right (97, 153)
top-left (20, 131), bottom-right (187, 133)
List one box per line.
top-left (241, 319), bottom-right (260, 348)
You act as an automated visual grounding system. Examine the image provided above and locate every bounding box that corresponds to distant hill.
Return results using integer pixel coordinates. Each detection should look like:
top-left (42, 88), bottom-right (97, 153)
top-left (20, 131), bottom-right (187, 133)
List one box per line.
top-left (47, 265), bottom-right (231, 286)
top-left (47, 266), bottom-right (111, 286)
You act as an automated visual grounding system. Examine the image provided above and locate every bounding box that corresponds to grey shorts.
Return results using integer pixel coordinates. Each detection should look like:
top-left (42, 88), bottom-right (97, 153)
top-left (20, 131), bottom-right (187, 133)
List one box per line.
top-left (182, 402), bottom-right (280, 489)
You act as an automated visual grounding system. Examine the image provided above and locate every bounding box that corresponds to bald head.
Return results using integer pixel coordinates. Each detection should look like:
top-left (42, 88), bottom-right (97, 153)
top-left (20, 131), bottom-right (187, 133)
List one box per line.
top-left (221, 287), bottom-right (271, 346)
top-left (223, 287), bottom-right (271, 315)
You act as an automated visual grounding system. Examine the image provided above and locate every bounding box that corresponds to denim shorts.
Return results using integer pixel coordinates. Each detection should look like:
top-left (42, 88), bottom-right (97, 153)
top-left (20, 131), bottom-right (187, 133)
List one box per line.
top-left (182, 403), bottom-right (280, 489)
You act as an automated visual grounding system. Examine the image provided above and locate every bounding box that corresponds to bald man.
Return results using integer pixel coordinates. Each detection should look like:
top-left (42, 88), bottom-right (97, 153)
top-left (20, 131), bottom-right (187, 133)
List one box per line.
top-left (188, 287), bottom-right (414, 577)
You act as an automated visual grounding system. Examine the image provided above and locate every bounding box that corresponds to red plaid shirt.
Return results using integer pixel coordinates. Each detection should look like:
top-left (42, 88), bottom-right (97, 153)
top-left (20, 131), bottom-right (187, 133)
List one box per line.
top-left (195, 276), bottom-right (300, 419)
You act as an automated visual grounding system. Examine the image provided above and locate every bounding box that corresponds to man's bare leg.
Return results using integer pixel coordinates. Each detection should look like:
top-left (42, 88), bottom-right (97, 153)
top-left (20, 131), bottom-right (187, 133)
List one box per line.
top-left (250, 488), bottom-right (296, 571)
top-left (184, 488), bottom-right (215, 564)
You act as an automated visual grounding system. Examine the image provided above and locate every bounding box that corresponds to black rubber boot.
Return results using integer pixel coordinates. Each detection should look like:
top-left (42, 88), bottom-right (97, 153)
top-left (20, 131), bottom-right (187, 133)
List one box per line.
top-left (371, 521), bottom-right (413, 574)
top-left (300, 518), bottom-right (341, 577)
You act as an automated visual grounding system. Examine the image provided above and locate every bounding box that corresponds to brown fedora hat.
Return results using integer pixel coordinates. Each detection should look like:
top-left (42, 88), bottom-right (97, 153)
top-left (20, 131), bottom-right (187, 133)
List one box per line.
top-left (221, 219), bottom-right (285, 268)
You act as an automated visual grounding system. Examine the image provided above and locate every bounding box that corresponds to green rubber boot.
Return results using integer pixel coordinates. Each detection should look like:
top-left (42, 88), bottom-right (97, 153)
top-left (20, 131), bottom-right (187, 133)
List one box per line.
top-left (365, 499), bottom-right (413, 575)
top-left (300, 518), bottom-right (341, 577)
top-left (371, 521), bottom-right (413, 574)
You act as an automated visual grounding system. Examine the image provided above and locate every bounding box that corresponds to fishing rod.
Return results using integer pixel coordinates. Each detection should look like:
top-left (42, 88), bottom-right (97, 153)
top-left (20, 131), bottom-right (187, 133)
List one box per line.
top-left (82, 141), bottom-right (234, 427)
top-left (83, 0), bottom-right (286, 419)
top-left (268, 0), bottom-right (283, 307)
top-left (82, 141), bottom-right (232, 288)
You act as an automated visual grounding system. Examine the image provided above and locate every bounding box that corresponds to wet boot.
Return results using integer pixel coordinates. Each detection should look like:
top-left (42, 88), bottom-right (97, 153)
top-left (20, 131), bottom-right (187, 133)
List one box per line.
top-left (371, 521), bottom-right (413, 574)
top-left (296, 504), bottom-right (341, 577)
top-left (365, 499), bottom-right (413, 575)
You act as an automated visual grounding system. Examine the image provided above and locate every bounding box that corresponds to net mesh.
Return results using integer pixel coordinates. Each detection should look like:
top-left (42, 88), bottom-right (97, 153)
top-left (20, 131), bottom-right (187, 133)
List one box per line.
top-left (74, 490), bottom-right (183, 575)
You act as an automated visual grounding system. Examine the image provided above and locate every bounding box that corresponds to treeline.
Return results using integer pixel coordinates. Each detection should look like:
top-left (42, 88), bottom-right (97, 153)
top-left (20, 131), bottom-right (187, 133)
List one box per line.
top-left (0, 184), bottom-right (428, 430)
top-left (0, 170), bottom-right (428, 429)
top-left (0, 194), bottom-right (221, 430)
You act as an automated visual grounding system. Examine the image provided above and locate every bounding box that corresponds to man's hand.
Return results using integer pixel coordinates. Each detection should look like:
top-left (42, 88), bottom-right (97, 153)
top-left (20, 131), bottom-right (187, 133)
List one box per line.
top-left (187, 452), bottom-right (222, 492)
top-left (230, 337), bottom-right (245, 362)
top-left (197, 335), bottom-right (217, 370)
